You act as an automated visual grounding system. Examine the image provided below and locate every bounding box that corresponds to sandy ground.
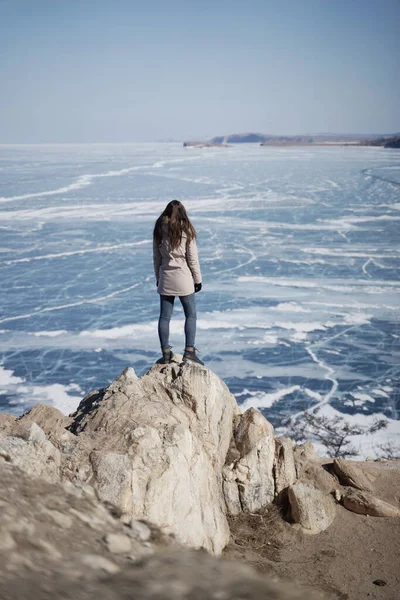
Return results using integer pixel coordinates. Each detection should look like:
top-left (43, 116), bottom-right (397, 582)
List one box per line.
top-left (224, 460), bottom-right (400, 600)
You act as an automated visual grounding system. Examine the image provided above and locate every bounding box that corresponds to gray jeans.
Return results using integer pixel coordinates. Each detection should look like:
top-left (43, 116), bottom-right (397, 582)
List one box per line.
top-left (158, 293), bottom-right (197, 350)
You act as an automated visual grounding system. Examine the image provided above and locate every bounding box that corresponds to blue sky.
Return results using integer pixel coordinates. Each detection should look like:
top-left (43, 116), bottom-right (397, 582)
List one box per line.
top-left (0, 0), bottom-right (399, 142)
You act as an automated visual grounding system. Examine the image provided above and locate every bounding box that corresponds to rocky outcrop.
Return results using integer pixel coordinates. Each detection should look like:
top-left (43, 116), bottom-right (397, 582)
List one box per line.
top-left (1, 361), bottom-right (240, 554)
top-left (1, 360), bottom-right (399, 558)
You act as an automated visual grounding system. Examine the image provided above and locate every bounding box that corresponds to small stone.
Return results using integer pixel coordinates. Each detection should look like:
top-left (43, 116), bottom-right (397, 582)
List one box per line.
top-left (6, 554), bottom-right (36, 572)
top-left (47, 510), bottom-right (73, 529)
top-left (372, 579), bottom-right (387, 586)
top-left (31, 539), bottom-right (62, 559)
top-left (0, 449), bottom-right (11, 462)
top-left (74, 481), bottom-right (97, 498)
top-left (82, 554), bottom-right (120, 574)
top-left (69, 507), bottom-right (104, 530)
top-left (7, 518), bottom-right (36, 536)
top-left (0, 531), bottom-right (16, 551)
top-left (128, 520), bottom-right (151, 542)
top-left (104, 533), bottom-right (132, 554)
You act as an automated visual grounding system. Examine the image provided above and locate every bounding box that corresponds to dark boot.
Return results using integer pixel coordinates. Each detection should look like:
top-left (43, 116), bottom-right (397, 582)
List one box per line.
top-left (156, 348), bottom-right (174, 365)
top-left (183, 347), bottom-right (204, 366)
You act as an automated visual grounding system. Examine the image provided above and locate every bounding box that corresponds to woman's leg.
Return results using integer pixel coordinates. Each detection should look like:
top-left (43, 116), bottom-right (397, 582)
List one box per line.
top-left (158, 295), bottom-right (175, 350)
top-left (179, 293), bottom-right (197, 349)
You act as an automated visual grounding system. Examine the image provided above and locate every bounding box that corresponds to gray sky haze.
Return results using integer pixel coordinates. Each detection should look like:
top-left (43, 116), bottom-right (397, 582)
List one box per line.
top-left (0, 0), bottom-right (399, 142)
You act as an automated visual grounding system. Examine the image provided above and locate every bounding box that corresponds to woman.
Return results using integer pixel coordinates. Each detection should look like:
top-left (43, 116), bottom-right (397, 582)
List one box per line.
top-left (153, 200), bottom-right (204, 365)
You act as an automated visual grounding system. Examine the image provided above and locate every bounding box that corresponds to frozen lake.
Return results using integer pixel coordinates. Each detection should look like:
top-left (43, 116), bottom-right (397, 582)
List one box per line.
top-left (0, 142), bottom-right (399, 456)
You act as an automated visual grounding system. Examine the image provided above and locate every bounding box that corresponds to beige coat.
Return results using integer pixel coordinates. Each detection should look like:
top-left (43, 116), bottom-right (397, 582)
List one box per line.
top-left (153, 225), bottom-right (202, 296)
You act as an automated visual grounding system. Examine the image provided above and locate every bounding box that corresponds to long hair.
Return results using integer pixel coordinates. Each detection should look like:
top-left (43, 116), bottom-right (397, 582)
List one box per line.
top-left (153, 200), bottom-right (196, 250)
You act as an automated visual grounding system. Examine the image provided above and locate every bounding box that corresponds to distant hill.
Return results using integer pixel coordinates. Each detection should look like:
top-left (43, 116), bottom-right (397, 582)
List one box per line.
top-left (363, 135), bottom-right (400, 149)
top-left (211, 133), bottom-right (268, 144)
top-left (210, 132), bottom-right (393, 145)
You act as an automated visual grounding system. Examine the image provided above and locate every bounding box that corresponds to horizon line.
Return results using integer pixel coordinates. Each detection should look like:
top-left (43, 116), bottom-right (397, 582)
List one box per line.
top-left (0, 131), bottom-right (399, 146)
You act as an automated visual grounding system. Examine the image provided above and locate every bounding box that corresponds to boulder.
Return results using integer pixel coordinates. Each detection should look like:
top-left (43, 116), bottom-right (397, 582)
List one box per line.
top-left (67, 362), bottom-right (240, 554)
top-left (342, 487), bottom-right (400, 517)
top-left (288, 481), bottom-right (336, 534)
top-left (296, 460), bottom-right (339, 495)
top-left (333, 458), bottom-right (374, 491)
top-left (224, 408), bottom-right (275, 513)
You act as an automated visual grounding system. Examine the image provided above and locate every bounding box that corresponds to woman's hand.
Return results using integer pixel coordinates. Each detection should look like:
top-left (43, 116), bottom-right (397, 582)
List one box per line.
top-left (194, 283), bottom-right (202, 293)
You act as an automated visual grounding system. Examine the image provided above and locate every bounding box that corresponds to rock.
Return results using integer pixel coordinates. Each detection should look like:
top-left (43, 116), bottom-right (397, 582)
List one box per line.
top-left (116, 366), bottom-right (138, 383)
top-left (6, 518), bottom-right (36, 536)
top-left (17, 403), bottom-right (72, 444)
top-left (0, 362), bottom-right (280, 553)
top-left (66, 362), bottom-right (240, 554)
top-left (128, 520), bottom-right (151, 542)
top-left (30, 539), bottom-right (62, 559)
top-left (0, 413), bottom-right (18, 435)
top-left (294, 441), bottom-right (317, 464)
top-left (68, 507), bottom-right (111, 530)
top-left (0, 362), bottom-right (243, 555)
top-left (296, 461), bottom-right (338, 494)
top-left (81, 554), bottom-right (121, 574)
top-left (225, 426), bottom-right (241, 466)
top-left (26, 423), bottom-right (47, 446)
top-left (225, 408), bottom-right (275, 513)
top-left (288, 481), bottom-right (336, 534)
top-left (274, 437), bottom-right (297, 498)
top-left (222, 466), bottom-right (242, 516)
top-left (0, 532), bottom-right (16, 551)
top-left (342, 488), bottom-right (400, 517)
top-left (45, 509), bottom-right (73, 529)
top-left (333, 458), bottom-right (374, 491)
top-left (90, 451), bottom-right (134, 516)
top-left (0, 434), bottom-right (60, 482)
top-left (104, 533), bottom-right (132, 554)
